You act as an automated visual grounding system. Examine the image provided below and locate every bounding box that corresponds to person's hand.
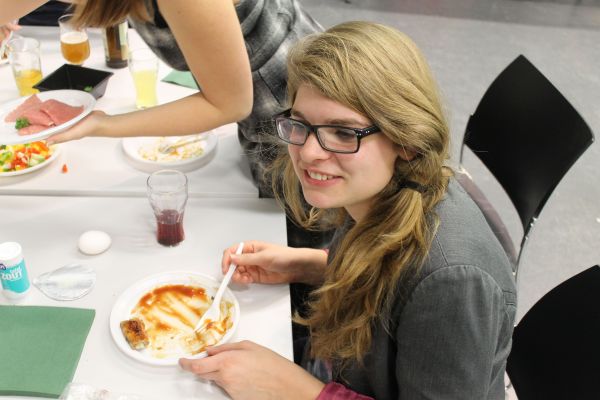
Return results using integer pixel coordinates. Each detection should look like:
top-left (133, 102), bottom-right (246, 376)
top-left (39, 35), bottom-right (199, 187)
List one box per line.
top-left (179, 341), bottom-right (324, 400)
top-left (0, 21), bottom-right (20, 43)
top-left (222, 241), bottom-right (327, 285)
top-left (46, 110), bottom-right (108, 145)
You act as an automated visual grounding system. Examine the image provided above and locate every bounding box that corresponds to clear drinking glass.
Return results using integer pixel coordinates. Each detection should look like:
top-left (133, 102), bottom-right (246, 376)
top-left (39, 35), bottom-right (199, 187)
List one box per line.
top-left (147, 170), bottom-right (188, 246)
top-left (58, 14), bottom-right (90, 65)
top-left (129, 48), bottom-right (158, 109)
top-left (8, 36), bottom-right (42, 96)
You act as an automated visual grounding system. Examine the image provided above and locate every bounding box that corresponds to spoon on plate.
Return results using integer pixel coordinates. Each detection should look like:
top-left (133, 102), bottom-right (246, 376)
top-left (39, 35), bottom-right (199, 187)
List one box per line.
top-left (194, 242), bottom-right (244, 333)
top-left (158, 133), bottom-right (208, 154)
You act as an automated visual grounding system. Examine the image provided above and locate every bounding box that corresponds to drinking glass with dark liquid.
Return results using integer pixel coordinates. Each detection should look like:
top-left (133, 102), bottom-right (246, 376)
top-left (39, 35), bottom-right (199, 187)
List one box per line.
top-left (147, 170), bottom-right (188, 247)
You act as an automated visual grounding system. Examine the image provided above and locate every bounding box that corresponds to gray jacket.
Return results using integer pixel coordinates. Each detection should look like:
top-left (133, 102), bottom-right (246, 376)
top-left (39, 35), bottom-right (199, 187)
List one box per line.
top-left (328, 179), bottom-right (517, 399)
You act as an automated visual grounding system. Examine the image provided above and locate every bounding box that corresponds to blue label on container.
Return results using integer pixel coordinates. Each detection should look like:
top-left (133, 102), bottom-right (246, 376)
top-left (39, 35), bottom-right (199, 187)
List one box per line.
top-left (0, 259), bottom-right (30, 293)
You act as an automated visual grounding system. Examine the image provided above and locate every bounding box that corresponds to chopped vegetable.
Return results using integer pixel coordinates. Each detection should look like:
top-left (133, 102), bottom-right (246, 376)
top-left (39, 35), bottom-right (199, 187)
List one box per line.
top-left (61, 163), bottom-right (68, 173)
top-left (84, 86), bottom-right (93, 93)
top-left (15, 117), bottom-right (30, 130)
top-left (0, 142), bottom-right (53, 173)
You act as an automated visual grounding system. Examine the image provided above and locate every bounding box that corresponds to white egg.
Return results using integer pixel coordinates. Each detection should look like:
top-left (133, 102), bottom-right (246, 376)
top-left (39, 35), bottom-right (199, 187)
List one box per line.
top-left (78, 230), bottom-right (112, 255)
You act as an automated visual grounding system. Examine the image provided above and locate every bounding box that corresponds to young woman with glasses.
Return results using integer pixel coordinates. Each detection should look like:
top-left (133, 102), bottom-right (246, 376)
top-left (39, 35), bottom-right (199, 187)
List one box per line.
top-left (179, 21), bottom-right (516, 399)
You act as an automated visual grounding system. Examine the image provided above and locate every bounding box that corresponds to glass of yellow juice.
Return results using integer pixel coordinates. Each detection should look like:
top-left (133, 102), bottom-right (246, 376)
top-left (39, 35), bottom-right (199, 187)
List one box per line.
top-left (129, 49), bottom-right (158, 109)
top-left (8, 36), bottom-right (43, 96)
top-left (58, 14), bottom-right (90, 65)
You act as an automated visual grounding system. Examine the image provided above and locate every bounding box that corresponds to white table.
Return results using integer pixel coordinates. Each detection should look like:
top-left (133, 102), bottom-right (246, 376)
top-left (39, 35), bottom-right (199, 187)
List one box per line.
top-left (0, 26), bottom-right (258, 198)
top-left (0, 26), bottom-right (291, 400)
top-left (0, 196), bottom-right (291, 400)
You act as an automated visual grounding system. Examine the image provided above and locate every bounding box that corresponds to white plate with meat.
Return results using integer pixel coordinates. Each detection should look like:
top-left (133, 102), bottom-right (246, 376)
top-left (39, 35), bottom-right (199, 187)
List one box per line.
top-left (109, 270), bottom-right (240, 366)
top-left (0, 90), bottom-right (95, 145)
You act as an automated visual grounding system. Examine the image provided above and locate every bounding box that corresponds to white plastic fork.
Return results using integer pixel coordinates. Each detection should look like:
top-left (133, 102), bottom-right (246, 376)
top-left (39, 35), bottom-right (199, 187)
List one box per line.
top-left (194, 242), bottom-right (244, 333)
top-left (158, 133), bottom-right (207, 154)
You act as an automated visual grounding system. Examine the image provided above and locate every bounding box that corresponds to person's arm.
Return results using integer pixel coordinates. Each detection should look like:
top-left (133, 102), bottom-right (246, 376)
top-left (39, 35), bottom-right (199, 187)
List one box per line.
top-left (47, 0), bottom-right (253, 144)
top-left (394, 265), bottom-right (514, 399)
top-left (0, 0), bottom-right (49, 24)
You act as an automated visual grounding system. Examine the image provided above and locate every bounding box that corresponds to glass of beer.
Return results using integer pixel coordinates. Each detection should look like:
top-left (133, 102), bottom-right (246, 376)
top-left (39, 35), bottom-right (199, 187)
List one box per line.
top-left (58, 14), bottom-right (90, 65)
top-left (8, 36), bottom-right (43, 96)
top-left (129, 48), bottom-right (158, 108)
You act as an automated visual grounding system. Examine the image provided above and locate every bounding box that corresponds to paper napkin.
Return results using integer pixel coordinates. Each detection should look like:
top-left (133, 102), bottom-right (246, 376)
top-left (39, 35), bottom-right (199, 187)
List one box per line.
top-left (161, 70), bottom-right (200, 90)
top-left (0, 305), bottom-right (95, 398)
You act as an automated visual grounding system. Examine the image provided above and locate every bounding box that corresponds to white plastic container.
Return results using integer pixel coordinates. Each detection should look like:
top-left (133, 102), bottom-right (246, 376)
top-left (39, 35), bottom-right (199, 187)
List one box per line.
top-left (0, 241), bottom-right (30, 300)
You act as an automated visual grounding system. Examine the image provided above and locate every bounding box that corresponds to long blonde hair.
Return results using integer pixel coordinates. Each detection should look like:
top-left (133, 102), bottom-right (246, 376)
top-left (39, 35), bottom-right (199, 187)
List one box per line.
top-left (70, 0), bottom-right (151, 28)
top-left (269, 21), bottom-right (451, 364)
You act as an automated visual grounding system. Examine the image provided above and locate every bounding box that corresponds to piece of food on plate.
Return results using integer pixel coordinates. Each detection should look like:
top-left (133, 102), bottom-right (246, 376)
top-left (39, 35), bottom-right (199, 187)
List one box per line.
top-left (0, 141), bottom-right (54, 173)
top-left (4, 94), bottom-right (85, 135)
top-left (40, 99), bottom-right (84, 125)
top-left (138, 137), bottom-right (205, 163)
top-left (21, 108), bottom-right (54, 127)
top-left (17, 124), bottom-right (48, 136)
top-left (4, 94), bottom-right (42, 122)
top-left (120, 318), bottom-right (150, 350)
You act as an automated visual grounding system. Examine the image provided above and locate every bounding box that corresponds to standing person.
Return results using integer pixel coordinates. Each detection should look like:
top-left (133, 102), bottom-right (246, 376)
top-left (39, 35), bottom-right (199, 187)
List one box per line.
top-left (0, 0), bottom-right (321, 194)
top-left (179, 21), bottom-right (516, 399)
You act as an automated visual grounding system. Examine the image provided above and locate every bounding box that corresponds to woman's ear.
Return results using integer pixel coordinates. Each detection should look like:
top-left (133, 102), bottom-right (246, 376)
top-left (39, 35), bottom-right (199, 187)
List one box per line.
top-left (397, 145), bottom-right (417, 161)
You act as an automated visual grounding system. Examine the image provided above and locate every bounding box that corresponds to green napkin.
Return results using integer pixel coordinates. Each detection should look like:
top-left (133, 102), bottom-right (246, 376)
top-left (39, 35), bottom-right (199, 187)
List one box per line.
top-left (161, 70), bottom-right (200, 90)
top-left (0, 305), bottom-right (95, 398)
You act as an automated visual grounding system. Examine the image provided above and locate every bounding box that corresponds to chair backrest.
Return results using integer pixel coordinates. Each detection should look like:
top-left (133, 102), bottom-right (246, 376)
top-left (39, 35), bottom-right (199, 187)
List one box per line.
top-left (506, 265), bottom-right (600, 399)
top-left (460, 55), bottom-right (594, 268)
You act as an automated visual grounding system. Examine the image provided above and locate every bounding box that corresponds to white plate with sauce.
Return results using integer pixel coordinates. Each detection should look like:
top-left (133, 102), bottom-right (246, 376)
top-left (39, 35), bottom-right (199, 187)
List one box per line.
top-left (0, 90), bottom-right (96, 145)
top-left (121, 132), bottom-right (217, 173)
top-left (109, 270), bottom-right (240, 367)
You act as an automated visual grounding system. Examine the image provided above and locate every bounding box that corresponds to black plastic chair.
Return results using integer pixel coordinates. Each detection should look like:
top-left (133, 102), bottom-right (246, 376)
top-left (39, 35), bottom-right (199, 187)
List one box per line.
top-left (506, 265), bottom-right (600, 399)
top-left (458, 55), bottom-right (595, 277)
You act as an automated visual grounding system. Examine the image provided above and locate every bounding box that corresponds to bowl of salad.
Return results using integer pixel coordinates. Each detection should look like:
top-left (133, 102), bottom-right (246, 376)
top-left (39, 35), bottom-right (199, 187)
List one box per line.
top-left (0, 141), bottom-right (59, 177)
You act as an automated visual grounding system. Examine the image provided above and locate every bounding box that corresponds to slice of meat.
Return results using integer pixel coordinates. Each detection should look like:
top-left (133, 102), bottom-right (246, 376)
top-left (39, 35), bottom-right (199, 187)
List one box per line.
top-left (21, 108), bottom-right (54, 127)
top-left (120, 318), bottom-right (149, 350)
top-left (18, 124), bottom-right (48, 136)
top-left (4, 94), bottom-right (43, 122)
top-left (40, 99), bottom-right (84, 125)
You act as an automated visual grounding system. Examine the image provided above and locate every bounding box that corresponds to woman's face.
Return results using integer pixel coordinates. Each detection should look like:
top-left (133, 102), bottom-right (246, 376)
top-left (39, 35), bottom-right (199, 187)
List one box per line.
top-left (288, 84), bottom-right (401, 222)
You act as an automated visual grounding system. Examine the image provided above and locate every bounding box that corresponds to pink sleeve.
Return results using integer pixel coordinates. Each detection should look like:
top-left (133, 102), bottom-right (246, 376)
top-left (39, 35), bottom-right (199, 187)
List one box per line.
top-left (315, 382), bottom-right (374, 400)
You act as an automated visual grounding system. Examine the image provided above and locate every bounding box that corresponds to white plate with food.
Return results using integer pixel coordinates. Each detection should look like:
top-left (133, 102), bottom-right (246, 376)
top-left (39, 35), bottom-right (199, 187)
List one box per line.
top-left (0, 141), bottom-right (60, 177)
top-left (0, 90), bottom-right (96, 145)
top-left (121, 132), bottom-right (217, 173)
top-left (109, 270), bottom-right (240, 367)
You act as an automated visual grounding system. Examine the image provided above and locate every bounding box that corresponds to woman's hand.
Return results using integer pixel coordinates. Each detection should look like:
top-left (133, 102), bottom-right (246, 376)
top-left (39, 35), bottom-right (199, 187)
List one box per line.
top-left (45, 110), bottom-right (108, 144)
top-left (222, 241), bottom-right (328, 285)
top-left (179, 341), bottom-right (324, 400)
top-left (0, 21), bottom-right (20, 42)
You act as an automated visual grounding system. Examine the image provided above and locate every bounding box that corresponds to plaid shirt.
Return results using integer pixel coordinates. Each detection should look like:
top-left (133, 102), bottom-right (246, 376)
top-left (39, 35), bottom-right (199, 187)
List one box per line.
top-left (131, 0), bottom-right (322, 195)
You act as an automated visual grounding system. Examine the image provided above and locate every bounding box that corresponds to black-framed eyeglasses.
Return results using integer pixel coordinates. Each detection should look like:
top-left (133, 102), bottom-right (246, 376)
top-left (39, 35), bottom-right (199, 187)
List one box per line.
top-left (273, 109), bottom-right (381, 154)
